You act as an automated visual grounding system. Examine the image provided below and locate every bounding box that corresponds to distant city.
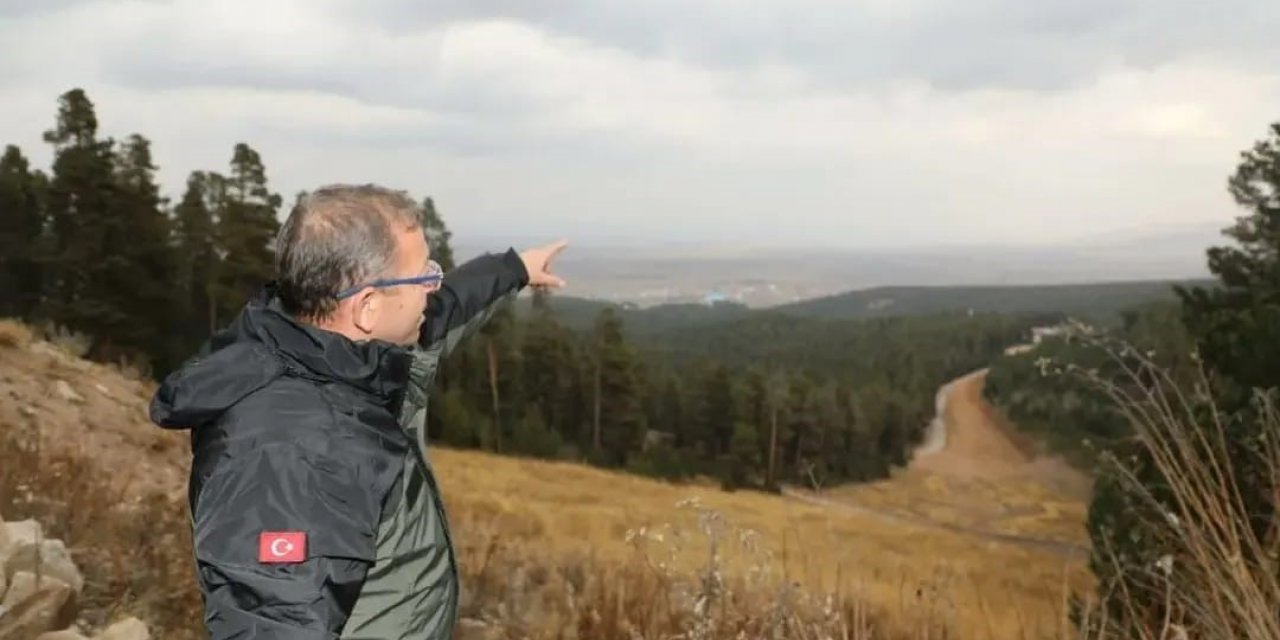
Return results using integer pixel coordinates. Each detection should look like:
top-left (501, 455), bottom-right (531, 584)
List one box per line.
top-left (456, 222), bottom-right (1220, 308)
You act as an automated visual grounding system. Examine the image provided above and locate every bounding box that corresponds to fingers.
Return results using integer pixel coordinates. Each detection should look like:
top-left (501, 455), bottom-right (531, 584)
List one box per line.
top-left (545, 239), bottom-right (569, 258)
top-left (531, 272), bottom-right (567, 288)
top-left (530, 277), bottom-right (566, 291)
top-left (521, 240), bottom-right (568, 289)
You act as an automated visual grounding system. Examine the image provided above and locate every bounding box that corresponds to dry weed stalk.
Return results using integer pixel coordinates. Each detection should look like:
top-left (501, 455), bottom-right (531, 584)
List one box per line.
top-left (1038, 321), bottom-right (1280, 640)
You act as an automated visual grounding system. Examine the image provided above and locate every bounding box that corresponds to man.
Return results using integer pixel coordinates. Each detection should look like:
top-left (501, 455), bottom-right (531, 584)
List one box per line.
top-left (149, 184), bottom-right (567, 639)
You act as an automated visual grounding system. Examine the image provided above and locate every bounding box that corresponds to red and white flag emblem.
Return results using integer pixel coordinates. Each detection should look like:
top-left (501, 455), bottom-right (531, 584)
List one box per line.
top-left (259, 531), bottom-right (306, 563)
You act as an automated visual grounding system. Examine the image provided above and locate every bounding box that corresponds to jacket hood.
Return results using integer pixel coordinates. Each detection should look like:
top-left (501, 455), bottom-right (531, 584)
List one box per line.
top-left (149, 283), bottom-right (413, 430)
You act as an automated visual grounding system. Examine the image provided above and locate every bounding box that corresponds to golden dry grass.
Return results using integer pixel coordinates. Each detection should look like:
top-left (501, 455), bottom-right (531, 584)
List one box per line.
top-left (0, 317), bottom-right (34, 349)
top-left (823, 470), bottom-right (1089, 543)
top-left (435, 446), bottom-right (1094, 639)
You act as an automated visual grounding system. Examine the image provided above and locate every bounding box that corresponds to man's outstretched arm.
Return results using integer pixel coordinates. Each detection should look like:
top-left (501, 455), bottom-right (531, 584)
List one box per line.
top-left (191, 442), bottom-right (382, 639)
top-left (419, 241), bottom-right (567, 356)
top-left (419, 248), bottom-right (528, 355)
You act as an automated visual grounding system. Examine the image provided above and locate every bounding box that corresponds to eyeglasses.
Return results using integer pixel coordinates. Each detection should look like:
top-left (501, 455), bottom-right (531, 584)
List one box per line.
top-left (335, 260), bottom-right (444, 300)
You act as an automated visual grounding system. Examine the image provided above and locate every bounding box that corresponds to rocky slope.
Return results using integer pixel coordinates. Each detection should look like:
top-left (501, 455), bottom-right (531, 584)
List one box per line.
top-left (0, 509), bottom-right (148, 639)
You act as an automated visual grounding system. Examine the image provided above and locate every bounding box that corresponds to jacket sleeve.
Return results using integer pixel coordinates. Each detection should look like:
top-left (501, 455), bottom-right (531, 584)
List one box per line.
top-left (419, 247), bottom-right (529, 357)
top-left (191, 441), bottom-right (382, 639)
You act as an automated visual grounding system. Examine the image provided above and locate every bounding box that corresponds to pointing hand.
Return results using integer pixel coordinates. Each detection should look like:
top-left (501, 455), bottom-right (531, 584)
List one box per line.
top-left (519, 239), bottom-right (568, 289)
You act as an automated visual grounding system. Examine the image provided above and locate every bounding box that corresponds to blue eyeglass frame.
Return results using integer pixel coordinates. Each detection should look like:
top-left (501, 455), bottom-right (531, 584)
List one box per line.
top-left (335, 260), bottom-right (444, 300)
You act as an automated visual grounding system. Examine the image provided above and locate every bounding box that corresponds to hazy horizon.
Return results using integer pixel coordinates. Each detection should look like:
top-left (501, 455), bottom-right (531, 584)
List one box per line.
top-left (3, 1), bottom-right (1278, 252)
top-left (453, 220), bottom-right (1221, 307)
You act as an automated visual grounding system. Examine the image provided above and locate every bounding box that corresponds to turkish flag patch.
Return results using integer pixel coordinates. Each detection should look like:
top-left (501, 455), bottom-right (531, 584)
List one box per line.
top-left (258, 531), bottom-right (307, 563)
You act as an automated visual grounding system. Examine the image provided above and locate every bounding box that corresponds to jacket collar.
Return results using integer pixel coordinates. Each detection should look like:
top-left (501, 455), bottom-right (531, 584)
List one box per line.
top-left (227, 282), bottom-right (413, 405)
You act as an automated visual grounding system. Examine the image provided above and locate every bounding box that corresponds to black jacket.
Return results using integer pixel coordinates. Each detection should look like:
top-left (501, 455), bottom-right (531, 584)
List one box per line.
top-left (150, 249), bottom-right (528, 638)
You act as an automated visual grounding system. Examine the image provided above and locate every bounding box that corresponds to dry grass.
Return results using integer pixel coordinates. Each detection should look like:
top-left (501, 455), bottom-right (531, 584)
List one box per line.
top-left (435, 447), bottom-right (1093, 639)
top-left (35, 322), bottom-right (93, 359)
top-left (452, 495), bottom-right (921, 639)
top-left (0, 318), bottom-right (34, 349)
top-left (0, 417), bottom-right (948, 640)
top-left (824, 470), bottom-right (1089, 544)
top-left (0, 417), bottom-right (1089, 639)
top-left (0, 418), bottom-right (203, 638)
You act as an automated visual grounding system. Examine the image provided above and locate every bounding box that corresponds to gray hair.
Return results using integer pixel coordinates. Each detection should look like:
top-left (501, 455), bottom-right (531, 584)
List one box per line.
top-left (275, 184), bottom-right (422, 320)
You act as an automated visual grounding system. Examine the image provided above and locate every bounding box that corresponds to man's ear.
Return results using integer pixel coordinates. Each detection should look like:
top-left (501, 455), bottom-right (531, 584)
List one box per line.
top-left (351, 291), bottom-right (380, 335)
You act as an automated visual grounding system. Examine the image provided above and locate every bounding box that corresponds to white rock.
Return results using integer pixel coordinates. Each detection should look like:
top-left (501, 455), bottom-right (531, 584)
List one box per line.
top-left (0, 573), bottom-right (74, 639)
top-left (2, 571), bottom-right (69, 609)
top-left (3, 539), bottom-right (84, 595)
top-left (52, 380), bottom-right (83, 404)
top-left (2, 519), bottom-right (41, 555)
top-left (92, 617), bottom-right (149, 640)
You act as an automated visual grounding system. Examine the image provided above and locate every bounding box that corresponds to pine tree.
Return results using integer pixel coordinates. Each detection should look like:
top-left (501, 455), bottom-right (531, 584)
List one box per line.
top-left (740, 367), bottom-right (788, 488)
top-left (479, 301), bottom-right (520, 453)
top-left (0, 145), bottom-right (47, 318)
top-left (725, 420), bottom-right (762, 489)
top-left (695, 362), bottom-right (736, 460)
top-left (521, 291), bottom-right (581, 439)
top-left (213, 143), bottom-right (280, 323)
top-left (1179, 121), bottom-right (1280, 391)
top-left (808, 380), bottom-right (844, 484)
top-left (420, 196), bottom-right (455, 271)
top-left (40, 88), bottom-right (118, 340)
top-left (590, 307), bottom-right (646, 466)
top-left (836, 387), bottom-right (882, 480)
top-left (512, 405), bottom-right (563, 459)
top-left (436, 387), bottom-right (482, 448)
top-left (654, 372), bottom-right (687, 445)
top-left (1177, 121), bottom-right (1280, 543)
top-left (784, 374), bottom-right (820, 484)
top-left (108, 133), bottom-right (179, 371)
top-left (423, 199), bottom-right (467, 442)
top-left (173, 171), bottom-right (221, 347)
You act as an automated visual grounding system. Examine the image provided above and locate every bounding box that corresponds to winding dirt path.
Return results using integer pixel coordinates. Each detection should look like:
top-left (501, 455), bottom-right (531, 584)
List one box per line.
top-left (785, 369), bottom-right (1091, 560)
top-left (911, 369), bottom-right (1036, 477)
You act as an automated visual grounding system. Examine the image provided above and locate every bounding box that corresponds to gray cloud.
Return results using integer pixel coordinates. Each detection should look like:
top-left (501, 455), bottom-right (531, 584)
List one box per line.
top-left (1, 0), bottom-right (1278, 252)
top-left (350, 0), bottom-right (1280, 91)
top-left (0, 0), bottom-right (96, 18)
top-left (0, 0), bottom-right (171, 19)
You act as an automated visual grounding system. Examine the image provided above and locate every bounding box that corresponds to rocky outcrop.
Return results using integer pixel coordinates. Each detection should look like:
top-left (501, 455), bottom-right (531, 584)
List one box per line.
top-left (0, 511), bottom-right (149, 640)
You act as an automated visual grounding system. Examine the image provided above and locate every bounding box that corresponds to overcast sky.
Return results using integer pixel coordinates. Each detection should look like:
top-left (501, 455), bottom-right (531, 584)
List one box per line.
top-left (2, 0), bottom-right (1278, 250)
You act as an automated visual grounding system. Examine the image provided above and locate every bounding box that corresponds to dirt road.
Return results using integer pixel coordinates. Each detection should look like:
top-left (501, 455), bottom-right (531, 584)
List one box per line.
top-left (914, 369), bottom-right (1091, 497)
top-left (912, 369), bottom-right (1036, 477)
top-left (785, 368), bottom-right (1091, 560)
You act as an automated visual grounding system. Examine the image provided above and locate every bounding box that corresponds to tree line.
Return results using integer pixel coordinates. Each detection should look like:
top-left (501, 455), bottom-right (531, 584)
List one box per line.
top-left (436, 299), bottom-right (1035, 490)
top-left (0, 88), bottom-right (281, 376)
top-left (1, 87), bottom-right (1033, 492)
